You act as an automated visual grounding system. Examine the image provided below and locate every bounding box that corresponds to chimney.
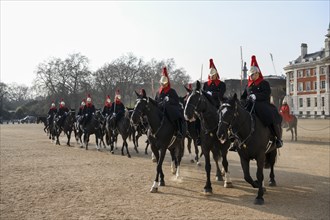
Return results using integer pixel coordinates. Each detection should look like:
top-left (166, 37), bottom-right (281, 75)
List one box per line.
top-left (301, 43), bottom-right (307, 59)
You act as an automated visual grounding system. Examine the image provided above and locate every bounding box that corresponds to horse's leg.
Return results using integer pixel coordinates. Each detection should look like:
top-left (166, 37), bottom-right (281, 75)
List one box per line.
top-left (255, 158), bottom-right (265, 205)
top-left (203, 147), bottom-right (213, 195)
top-left (240, 158), bottom-right (258, 188)
top-left (145, 140), bottom-right (149, 155)
top-left (212, 150), bottom-right (223, 182)
top-left (56, 128), bottom-right (61, 145)
top-left (175, 139), bottom-right (184, 179)
top-left (220, 144), bottom-right (233, 188)
top-left (290, 127), bottom-right (294, 141)
top-left (125, 139), bottom-right (131, 158)
top-left (294, 125), bottom-right (298, 141)
top-left (66, 130), bottom-right (71, 146)
top-left (150, 146), bottom-right (163, 193)
top-left (169, 149), bottom-right (177, 175)
top-left (187, 137), bottom-right (194, 163)
top-left (194, 139), bottom-right (201, 166)
top-left (268, 150), bottom-right (277, 186)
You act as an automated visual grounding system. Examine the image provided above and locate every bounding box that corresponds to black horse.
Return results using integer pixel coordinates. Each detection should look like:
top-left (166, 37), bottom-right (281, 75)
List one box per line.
top-left (282, 115), bottom-right (298, 141)
top-left (184, 81), bottom-right (232, 194)
top-left (216, 93), bottom-right (278, 205)
top-left (108, 110), bottom-right (137, 158)
top-left (53, 110), bottom-right (76, 146)
top-left (37, 116), bottom-right (48, 132)
top-left (131, 89), bottom-right (185, 193)
top-left (81, 110), bottom-right (103, 150)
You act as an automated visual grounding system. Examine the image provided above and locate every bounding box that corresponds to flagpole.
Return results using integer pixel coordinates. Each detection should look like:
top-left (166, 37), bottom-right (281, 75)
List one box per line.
top-left (240, 46), bottom-right (243, 95)
top-left (200, 64), bottom-right (203, 83)
top-left (270, 53), bottom-right (277, 75)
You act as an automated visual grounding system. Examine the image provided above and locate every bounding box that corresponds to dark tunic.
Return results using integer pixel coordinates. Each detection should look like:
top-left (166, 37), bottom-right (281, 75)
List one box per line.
top-left (110, 101), bottom-right (125, 121)
top-left (102, 105), bottom-right (113, 117)
top-left (155, 87), bottom-right (183, 122)
top-left (203, 80), bottom-right (226, 108)
top-left (241, 80), bottom-right (282, 126)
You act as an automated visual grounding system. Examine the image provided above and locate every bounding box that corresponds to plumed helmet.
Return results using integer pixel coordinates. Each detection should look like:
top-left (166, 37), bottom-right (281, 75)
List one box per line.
top-left (282, 99), bottom-right (287, 104)
top-left (81, 99), bottom-right (86, 106)
top-left (209, 59), bottom-right (218, 77)
top-left (86, 94), bottom-right (92, 103)
top-left (248, 55), bottom-right (261, 76)
top-left (106, 95), bottom-right (111, 103)
top-left (60, 99), bottom-right (65, 106)
top-left (159, 67), bottom-right (169, 85)
top-left (51, 101), bottom-right (55, 108)
top-left (115, 89), bottom-right (121, 100)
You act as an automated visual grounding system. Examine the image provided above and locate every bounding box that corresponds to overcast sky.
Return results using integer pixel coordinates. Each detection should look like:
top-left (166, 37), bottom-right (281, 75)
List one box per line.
top-left (1, 1), bottom-right (329, 87)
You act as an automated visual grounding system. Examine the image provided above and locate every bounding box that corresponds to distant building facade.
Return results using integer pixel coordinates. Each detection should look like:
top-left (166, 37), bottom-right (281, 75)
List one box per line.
top-left (283, 25), bottom-right (330, 118)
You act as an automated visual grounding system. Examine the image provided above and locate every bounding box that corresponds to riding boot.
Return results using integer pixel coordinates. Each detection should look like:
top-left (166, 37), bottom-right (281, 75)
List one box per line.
top-left (175, 120), bottom-right (183, 139)
top-left (272, 124), bottom-right (283, 148)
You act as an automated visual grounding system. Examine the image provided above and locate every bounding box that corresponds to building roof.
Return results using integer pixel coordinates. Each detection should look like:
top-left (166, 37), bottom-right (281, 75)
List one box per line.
top-left (294, 50), bottom-right (324, 63)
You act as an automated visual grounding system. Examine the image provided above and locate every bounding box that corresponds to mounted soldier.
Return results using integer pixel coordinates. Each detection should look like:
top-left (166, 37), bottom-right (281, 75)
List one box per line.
top-left (279, 99), bottom-right (294, 128)
top-left (82, 94), bottom-right (96, 127)
top-left (56, 99), bottom-right (69, 128)
top-left (241, 55), bottom-right (283, 148)
top-left (102, 95), bottom-right (113, 118)
top-left (155, 66), bottom-right (184, 139)
top-left (47, 100), bottom-right (57, 126)
top-left (203, 58), bottom-right (227, 109)
top-left (110, 90), bottom-right (125, 128)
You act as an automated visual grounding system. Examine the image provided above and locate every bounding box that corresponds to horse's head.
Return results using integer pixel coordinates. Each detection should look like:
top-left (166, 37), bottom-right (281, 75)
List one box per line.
top-left (216, 93), bottom-right (238, 143)
top-left (131, 89), bottom-right (149, 126)
top-left (184, 81), bottom-right (203, 122)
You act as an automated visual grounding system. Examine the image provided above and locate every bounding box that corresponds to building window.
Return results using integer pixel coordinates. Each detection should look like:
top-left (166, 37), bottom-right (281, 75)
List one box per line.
top-left (298, 82), bottom-right (303, 91)
top-left (299, 98), bottom-right (303, 107)
top-left (306, 69), bottom-right (310, 77)
top-left (320, 67), bottom-right (326, 75)
top-left (314, 81), bottom-right (317, 90)
top-left (307, 98), bottom-right (311, 107)
top-left (299, 111), bottom-right (303, 115)
top-left (290, 83), bottom-right (294, 92)
top-left (314, 111), bottom-right (317, 115)
top-left (322, 97), bottom-right (325, 107)
top-left (312, 68), bottom-right (316, 76)
top-left (314, 97), bottom-right (317, 107)
top-left (298, 70), bottom-right (303, 78)
top-left (289, 72), bottom-right (294, 79)
top-left (306, 81), bottom-right (311, 91)
top-left (321, 81), bottom-right (326, 89)
top-left (306, 111), bottom-right (310, 115)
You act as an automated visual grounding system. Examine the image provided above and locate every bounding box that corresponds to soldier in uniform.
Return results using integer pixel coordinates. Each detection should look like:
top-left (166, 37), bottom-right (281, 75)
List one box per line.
top-left (82, 94), bottom-right (96, 126)
top-left (47, 101), bottom-right (57, 126)
top-left (241, 55), bottom-right (283, 148)
top-left (57, 99), bottom-right (69, 127)
top-left (203, 58), bottom-right (226, 109)
top-left (110, 90), bottom-right (125, 127)
top-left (102, 95), bottom-right (113, 118)
top-left (155, 67), bottom-right (184, 139)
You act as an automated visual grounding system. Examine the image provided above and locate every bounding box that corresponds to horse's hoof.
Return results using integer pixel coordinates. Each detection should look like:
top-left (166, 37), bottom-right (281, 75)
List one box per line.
top-left (127, 154), bottom-right (131, 158)
top-left (254, 197), bottom-right (264, 205)
top-left (111, 151), bottom-right (114, 154)
top-left (159, 181), bottom-right (165, 186)
top-left (150, 187), bottom-right (158, 193)
top-left (152, 158), bottom-right (157, 163)
top-left (224, 182), bottom-right (233, 188)
top-left (196, 161), bottom-right (201, 166)
top-left (190, 159), bottom-right (195, 163)
top-left (202, 189), bottom-right (213, 196)
top-left (269, 180), bottom-right (277, 187)
top-left (216, 176), bottom-right (223, 182)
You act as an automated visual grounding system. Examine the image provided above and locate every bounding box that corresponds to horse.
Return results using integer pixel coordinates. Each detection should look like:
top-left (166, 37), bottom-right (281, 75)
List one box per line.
top-left (80, 110), bottom-right (103, 150)
top-left (184, 81), bottom-right (232, 195)
top-left (37, 116), bottom-right (48, 132)
top-left (53, 110), bottom-right (76, 146)
top-left (107, 109), bottom-right (136, 158)
top-left (216, 93), bottom-right (278, 205)
top-left (131, 89), bottom-right (185, 193)
top-left (282, 115), bottom-right (298, 141)
top-left (179, 91), bottom-right (202, 165)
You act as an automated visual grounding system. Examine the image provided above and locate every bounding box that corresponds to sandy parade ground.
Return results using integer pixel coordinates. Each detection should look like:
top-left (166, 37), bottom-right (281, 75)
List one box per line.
top-left (0, 119), bottom-right (329, 220)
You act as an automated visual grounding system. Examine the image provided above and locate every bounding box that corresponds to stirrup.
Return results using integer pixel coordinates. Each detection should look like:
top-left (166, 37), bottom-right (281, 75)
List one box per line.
top-left (275, 139), bottom-right (283, 148)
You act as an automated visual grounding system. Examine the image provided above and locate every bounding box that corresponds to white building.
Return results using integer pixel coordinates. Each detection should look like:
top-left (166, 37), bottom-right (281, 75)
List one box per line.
top-left (283, 25), bottom-right (330, 118)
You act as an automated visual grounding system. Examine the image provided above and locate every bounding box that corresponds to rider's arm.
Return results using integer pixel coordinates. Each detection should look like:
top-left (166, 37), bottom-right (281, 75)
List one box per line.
top-left (255, 81), bottom-right (271, 102)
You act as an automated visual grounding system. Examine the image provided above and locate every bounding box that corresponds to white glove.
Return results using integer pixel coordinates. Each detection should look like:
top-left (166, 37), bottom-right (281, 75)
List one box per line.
top-left (249, 94), bottom-right (256, 101)
top-left (164, 96), bottom-right (169, 102)
top-left (85, 114), bottom-right (88, 116)
top-left (207, 91), bottom-right (212, 96)
top-left (113, 113), bottom-right (116, 116)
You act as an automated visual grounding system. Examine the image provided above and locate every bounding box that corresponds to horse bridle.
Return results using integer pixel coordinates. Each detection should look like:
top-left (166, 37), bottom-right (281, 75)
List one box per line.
top-left (186, 90), bottom-right (203, 119)
top-left (219, 101), bottom-right (255, 149)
